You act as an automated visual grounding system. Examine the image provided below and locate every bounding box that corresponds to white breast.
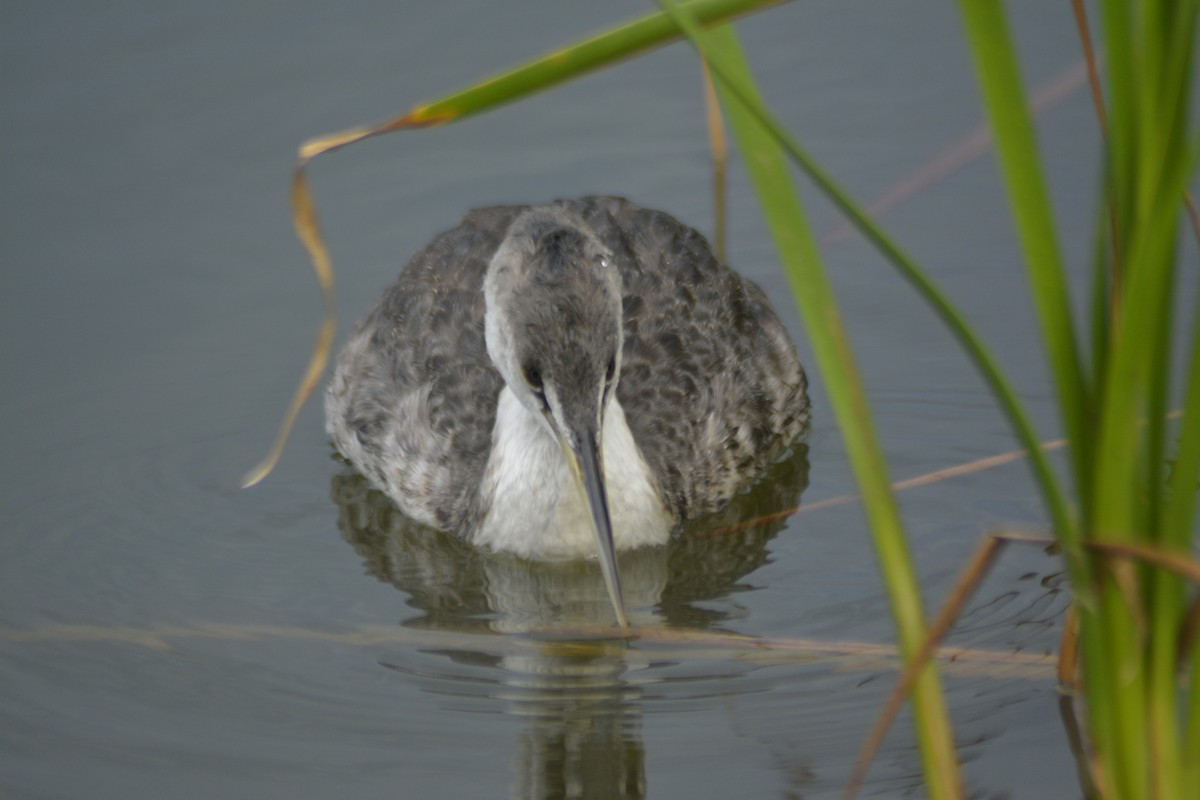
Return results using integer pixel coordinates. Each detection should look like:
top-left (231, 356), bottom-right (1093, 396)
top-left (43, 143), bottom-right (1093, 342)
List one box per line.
top-left (475, 387), bottom-right (673, 560)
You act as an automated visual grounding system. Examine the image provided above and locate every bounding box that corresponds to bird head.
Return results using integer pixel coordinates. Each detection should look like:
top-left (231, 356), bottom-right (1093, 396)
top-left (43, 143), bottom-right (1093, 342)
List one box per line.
top-left (484, 206), bottom-right (628, 626)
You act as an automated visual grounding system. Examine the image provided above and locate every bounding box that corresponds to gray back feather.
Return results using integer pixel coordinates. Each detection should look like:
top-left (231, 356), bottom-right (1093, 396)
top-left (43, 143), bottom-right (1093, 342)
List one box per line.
top-left (325, 196), bottom-right (809, 536)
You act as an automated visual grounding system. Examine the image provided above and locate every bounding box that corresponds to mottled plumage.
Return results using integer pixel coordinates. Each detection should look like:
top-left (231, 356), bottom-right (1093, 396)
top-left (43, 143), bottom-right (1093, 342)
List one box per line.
top-left (326, 196), bottom-right (809, 565)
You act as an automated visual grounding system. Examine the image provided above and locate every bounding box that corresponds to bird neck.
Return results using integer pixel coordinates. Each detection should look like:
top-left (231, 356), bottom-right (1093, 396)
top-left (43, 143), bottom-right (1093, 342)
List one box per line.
top-left (475, 386), bottom-right (672, 560)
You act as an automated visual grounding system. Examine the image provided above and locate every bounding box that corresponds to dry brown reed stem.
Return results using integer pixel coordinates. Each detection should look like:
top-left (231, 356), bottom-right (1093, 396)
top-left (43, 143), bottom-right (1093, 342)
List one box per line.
top-left (843, 535), bottom-right (1200, 800)
top-left (714, 411), bottom-right (1182, 540)
top-left (1057, 601), bottom-right (1080, 688)
top-left (708, 437), bottom-right (1069, 538)
top-left (1085, 541), bottom-right (1200, 584)
top-left (842, 531), bottom-right (1054, 800)
top-left (1068, 0), bottom-right (1123, 333)
top-left (1069, 0), bottom-right (1107, 132)
top-left (0, 621), bottom-right (1055, 680)
top-left (1180, 593), bottom-right (1200, 671)
top-left (1057, 694), bottom-right (1103, 799)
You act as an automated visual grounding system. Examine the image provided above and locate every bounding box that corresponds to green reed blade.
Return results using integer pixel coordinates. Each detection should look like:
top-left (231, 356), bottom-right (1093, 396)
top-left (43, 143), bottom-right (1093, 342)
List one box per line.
top-left (959, 1), bottom-right (1200, 796)
top-left (653, 7), bottom-right (1076, 562)
top-left (296, 0), bottom-right (785, 158)
top-left (657, 5), bottom-right (962, 796)
top-left (383, 0), bottom-right (784, 129)
top-left (956, 1), bottom-right (1088, 498)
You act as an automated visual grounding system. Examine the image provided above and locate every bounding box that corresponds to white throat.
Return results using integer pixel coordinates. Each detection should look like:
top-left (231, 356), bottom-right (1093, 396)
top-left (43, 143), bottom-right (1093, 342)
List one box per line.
top-left (475, 387), bottom-right (673, 561)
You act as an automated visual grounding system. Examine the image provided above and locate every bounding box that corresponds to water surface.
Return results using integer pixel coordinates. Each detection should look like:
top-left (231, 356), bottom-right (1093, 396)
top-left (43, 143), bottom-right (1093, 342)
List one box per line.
top-left (3, 2), bottom-right (1104, 797)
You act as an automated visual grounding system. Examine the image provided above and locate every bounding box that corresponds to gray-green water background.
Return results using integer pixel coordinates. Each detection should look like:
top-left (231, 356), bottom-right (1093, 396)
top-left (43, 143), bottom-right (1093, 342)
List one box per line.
top-left (2, 2), bottom-right (1139, 797)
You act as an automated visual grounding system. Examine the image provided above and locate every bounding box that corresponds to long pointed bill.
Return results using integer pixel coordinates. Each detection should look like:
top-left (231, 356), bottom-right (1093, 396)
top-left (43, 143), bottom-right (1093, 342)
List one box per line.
top-left (560, 427), bottom-right (628, 628)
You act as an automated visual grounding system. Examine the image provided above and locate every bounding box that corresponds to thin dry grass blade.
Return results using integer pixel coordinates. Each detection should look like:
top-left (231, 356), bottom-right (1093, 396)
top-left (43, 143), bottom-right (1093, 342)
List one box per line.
top-left (701, 59), bottom-right (729, 261)
top-left (821, 59), bottom-right (1090, 246)
top-left (1185, 192), bottom-right (1200, 245)
top-left (0, 620), bottom-right (1055, 680)
top-left (1070, 0), bottom-right (1108, 132)
top-left (1068, 0), bottom-right (1123, 329)
top-left (793, 437), bottom-right (1068, 517)
top-left (703, 434), bottom-right (1070, 538)
top-left (241, 170), bottom-right (338, 487)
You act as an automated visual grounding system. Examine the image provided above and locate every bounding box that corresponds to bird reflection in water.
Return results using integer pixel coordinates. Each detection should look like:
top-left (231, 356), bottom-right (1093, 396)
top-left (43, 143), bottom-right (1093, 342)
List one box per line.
top-left (329, 444), bottom-right (808, 799)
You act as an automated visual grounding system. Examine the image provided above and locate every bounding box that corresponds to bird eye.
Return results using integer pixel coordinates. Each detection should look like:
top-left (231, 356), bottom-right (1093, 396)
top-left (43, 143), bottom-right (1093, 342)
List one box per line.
top-left (523, 364), bottom-right (543, 391)
top-left (522, 364), bottom-right (550, 412)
